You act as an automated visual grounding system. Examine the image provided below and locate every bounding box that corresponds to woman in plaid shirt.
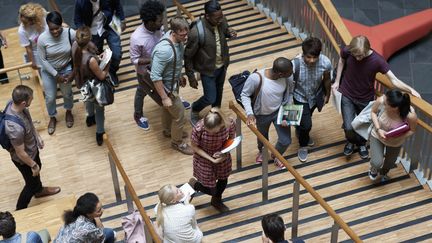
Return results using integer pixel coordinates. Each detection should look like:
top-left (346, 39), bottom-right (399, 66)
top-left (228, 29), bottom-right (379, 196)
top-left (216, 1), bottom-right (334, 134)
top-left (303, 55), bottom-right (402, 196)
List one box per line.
top-left (189, 108), bottom-right (236, 212)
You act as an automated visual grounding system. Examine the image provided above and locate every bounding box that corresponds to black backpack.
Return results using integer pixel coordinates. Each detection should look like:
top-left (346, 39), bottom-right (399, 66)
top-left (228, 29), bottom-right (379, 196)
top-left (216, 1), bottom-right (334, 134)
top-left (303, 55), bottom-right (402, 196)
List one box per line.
top-left (228, 70), bottom-right (262, 109)
top-left (0, 102), bottom-right (25, 151)
top-left (190, 18), bottom-right (205, 46)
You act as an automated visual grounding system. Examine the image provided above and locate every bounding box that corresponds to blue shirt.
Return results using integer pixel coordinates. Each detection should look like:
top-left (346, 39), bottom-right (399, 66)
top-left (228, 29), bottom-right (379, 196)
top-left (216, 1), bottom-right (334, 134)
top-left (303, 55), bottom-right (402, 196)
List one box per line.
top-left (0, 232), bottom-right (42, 243)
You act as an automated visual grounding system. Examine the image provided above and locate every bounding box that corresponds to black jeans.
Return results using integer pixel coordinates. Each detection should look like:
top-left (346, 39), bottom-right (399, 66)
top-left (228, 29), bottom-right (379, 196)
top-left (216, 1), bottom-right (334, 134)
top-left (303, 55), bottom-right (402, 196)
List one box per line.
top-left (294, 99), bottom-right (316, 147)
top-left (341, 95), bottom-right (369, 146)
top-left (195, 179), bottom-right (228, 198)
top-left (13, 151), bottom-right (43, 210)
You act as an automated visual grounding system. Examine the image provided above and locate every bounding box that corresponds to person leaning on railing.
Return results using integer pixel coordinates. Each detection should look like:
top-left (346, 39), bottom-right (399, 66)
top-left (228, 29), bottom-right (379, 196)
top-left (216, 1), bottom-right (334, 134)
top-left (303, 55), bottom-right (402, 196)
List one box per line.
top-left (54, 192), bottom-right (115, 243)
top-left (188, 108), bottom-right (236, 212)
top-left (368, 89), bottom-right (417, 181)
top-left (155, 184), bottom-right (203, 243)
top-left (332, 35), bottom-right (421, 160)
top-left (37, 11), bottom-right (75, 135)
top-left (17, 3), bottom-right (47, 71)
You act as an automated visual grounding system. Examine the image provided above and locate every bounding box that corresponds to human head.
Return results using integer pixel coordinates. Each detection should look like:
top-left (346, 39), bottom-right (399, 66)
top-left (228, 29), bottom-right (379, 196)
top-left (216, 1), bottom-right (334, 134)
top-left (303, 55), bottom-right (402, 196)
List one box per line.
top-left (205, 0), bottom-right (223, 26)
top-left (140, 0), bottom-right (165, 32)
top-left (156, 185), bottom-right (184, 226)
top-left (169, 17), bottom-right (189, 43)
top-left (348, 35), bottom-right (371, 61)
top-left (302, 37), bottom-right (322, 66)
top-left (75, 26), bottom-right (92, 48)
top-left (261, 214), bottom-right (286, 243)
top-left (0, 211), bottom-right (16, 239)
top-left (385, 89), bottom-right (411, 119)
top-left (12, 85), bottom-right (33, 107)
top-left (18, 3), bottom-right (46, 32)
top-left (272, 57), bottom-right (293, 79)
top-left (46, 11), bottom-right (63, 38)
top-left (203, 107), bottom-right (227, 133)
top-left (63, 193), bottom-right (102, 225)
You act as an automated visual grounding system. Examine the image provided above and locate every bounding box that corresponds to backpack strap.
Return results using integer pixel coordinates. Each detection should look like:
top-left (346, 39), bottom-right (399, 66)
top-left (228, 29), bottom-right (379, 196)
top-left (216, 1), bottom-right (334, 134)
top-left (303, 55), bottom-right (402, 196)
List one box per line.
top-left (3, 101), bottom-right (25, 131)
top-left (252, 71), bottom-right (263, 105)
top-left (160, 38), bottom-right (178, 93)
top-left (21, 232), bottom-right (28, 243)
top-left (196, 19), bottom-right (205, 46)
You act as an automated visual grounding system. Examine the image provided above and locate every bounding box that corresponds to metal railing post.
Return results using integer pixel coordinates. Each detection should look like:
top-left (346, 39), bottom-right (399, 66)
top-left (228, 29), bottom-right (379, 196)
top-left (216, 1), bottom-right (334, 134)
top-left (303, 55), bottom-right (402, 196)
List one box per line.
top-left (125, 185), bottom-right (134, 213)
top-left (291, 180), bottom-right (300, 238)
top-left (235, 116), bottom-right (242, 169)
top-left (262, 146), bottom-right (269, 202)
top-left (330, 221), bottom-right (340, 243)
top-left (162, 0), bottom-right (168, 32)
top-left (108, 153), bottom-right (122, 202)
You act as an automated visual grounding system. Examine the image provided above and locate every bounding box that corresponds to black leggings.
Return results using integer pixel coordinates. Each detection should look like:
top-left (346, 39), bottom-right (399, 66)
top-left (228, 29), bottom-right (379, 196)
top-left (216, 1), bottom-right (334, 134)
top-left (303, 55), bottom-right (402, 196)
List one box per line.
top-left (195, 179), bottom-right (228, 198)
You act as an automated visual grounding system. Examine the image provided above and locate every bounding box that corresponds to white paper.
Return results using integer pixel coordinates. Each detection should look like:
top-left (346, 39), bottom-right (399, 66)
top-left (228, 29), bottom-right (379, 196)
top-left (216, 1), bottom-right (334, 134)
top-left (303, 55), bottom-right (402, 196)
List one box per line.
top-left (99, 48), bottom-right (112, 70)
top-left (332, 89), bottom-right (342, 114)
top-left (179, 183), bottom-right (196, 202)
top-left (109, 15), bottom-right (122, 36)
top-left (220, 136), bottom-right (242, 154)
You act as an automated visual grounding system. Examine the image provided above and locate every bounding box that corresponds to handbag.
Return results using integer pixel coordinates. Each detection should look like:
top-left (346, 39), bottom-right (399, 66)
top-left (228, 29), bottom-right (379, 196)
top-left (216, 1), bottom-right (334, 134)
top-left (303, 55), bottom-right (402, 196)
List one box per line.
top-left (141, 39), bottom-right (178, 106)
top-left (351, 101), bottom-right (384, 140)
top-left (92, 75), bottom-right (115, 106)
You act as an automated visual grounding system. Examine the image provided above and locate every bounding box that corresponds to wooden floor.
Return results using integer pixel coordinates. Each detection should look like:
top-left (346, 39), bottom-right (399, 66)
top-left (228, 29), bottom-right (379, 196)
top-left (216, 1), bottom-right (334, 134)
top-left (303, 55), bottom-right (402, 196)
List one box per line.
top-left (1, 0), bottom-right (432, 242)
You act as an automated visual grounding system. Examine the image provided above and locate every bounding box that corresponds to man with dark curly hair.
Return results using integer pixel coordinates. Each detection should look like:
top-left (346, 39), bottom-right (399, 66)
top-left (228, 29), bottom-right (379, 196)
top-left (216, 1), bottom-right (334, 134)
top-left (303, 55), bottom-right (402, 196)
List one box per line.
top-left (0, 211), bottom-right (42, 242)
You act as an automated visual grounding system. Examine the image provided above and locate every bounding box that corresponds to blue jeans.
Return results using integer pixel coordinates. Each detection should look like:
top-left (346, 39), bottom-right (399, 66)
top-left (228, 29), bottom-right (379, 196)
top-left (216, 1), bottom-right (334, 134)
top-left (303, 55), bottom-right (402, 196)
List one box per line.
top-left (41, 65), bottom-right (74, 117)
top-left (92, 29), bottom-right (122, 75)
top-left (341, 95), bottom-right (369, 146)
top-left (103, 228), bottom-right (115, 243)
top-left (86, 101), bottom-right (105, 134)
top-left (256, 110), bottom-right (292, 155)
top-left (192, 66), bottom-right (226, 112)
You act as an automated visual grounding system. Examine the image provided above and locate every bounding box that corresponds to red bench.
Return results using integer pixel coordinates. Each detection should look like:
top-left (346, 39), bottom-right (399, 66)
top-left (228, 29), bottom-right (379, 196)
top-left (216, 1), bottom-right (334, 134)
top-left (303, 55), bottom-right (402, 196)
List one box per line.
top-left (342, 8), bottom-right (432, 60)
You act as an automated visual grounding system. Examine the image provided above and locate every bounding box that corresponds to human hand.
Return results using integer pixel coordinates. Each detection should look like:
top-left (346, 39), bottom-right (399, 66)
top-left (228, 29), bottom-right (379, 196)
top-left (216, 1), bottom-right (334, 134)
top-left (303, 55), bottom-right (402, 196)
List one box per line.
top-left (162, 97), bottom-right (173, 107)
top-left (31, 62), bottom-right (38, 70)
top-left (179, 76), bottom-right (187, 87)
top-left (281, 120), bottom-right (289, 127)
top-left (55, 74), bottom-right (66, 83)
top-left (377, 128), bottom-right (387, 140)
top-left (212, 157), bottom-right (225, 164)
top-left (228, 28), bottom-right (237, 39)
top-left (31, 163), bottom-right (40, 177)
top-left (65, 72), bottom-right (74, 83)
top-left (246, 115), bottom-right (256, 126)
top-left (121, 21), bottom-right (127, 32)
top-left (213, 151), bottom-right (226, 159)
top-left (189, 76), bottom-right (198, 89)
top-left (331, 83), bottom-right (339, 92)
top-left (37, 136), bottom-right (44, 149)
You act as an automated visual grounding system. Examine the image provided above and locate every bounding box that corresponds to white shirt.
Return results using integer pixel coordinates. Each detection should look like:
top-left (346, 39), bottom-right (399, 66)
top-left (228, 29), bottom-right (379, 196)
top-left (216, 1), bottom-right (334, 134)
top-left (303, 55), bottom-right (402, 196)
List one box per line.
top-left (259, 69), bottom-right (288, 115)
top-left (90, 0), bottom-right (105, 36)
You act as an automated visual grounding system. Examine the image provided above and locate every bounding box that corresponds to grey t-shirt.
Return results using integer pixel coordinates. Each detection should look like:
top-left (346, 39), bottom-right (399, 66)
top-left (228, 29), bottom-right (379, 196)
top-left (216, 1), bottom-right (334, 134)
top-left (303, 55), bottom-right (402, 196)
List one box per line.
top-left (150, 31), bottom-right (184, 91)
top-left (5, 104), bottom-right (38, 164)
top-left (37, 27), bottom-right (76, 77)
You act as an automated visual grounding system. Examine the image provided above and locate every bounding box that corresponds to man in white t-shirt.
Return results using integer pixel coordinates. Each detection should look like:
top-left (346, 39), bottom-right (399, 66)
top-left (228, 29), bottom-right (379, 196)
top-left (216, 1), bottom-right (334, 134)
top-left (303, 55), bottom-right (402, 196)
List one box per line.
top-left (241, 57), bottom-right (294, 170)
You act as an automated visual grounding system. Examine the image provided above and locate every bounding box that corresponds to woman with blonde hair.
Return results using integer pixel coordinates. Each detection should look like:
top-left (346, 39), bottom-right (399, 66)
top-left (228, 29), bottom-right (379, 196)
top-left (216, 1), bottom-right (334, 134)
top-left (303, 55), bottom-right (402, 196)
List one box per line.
top-left (155, 184), bottom-right (203, 243)
top-left (72, 26), bottom-right (109, 145)
top-left (18, 3), bottom-right (47, 70)
top-left (189, 108), bottom-right (236, 212)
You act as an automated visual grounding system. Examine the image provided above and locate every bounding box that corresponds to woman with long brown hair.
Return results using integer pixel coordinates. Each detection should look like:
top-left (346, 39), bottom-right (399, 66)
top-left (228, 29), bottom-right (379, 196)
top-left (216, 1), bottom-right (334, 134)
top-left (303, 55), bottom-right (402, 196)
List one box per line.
top-left (73, 26), bottom-right (109, 145)
top-left (18, 3), bottom-right (47, 70)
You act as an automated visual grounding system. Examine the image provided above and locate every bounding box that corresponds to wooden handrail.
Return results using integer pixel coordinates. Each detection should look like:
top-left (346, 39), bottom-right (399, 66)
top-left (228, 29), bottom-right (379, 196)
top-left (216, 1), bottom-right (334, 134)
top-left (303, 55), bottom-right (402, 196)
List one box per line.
top-left (48, 0), bottom-right (61, 13)
top-left (103, 134), bottom-right (161, 243)
top-left (0, 63), bottom-right (32, 74)
top-left (172, 0), bottom-right (196, 21)
top-left (229, 101), bottom-right (362, 242)
top-left (319, 0), bottom-right (352, 47)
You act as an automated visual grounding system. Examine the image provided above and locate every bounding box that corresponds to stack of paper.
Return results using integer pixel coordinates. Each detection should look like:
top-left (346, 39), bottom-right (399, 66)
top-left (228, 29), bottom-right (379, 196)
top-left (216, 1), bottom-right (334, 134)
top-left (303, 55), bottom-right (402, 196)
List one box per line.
top-left (277, 104), bottom-right (303, 126)
top-left (179, 183), bottom-right (196, 202)
top-left (99, 48), bottom-right (112, 70)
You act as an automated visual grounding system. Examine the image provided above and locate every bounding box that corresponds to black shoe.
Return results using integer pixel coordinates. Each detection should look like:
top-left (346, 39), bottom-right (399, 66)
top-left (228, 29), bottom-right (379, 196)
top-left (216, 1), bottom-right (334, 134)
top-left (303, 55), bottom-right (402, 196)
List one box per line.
top-left (343, 142), bottom-right (354, 156)
top-left (96, 132), bottom-right (104, 146)
top-left (86, 116), bottom-right (96, 127)
top-left (211, 196), bottom-right (229, 213)
top-left (110, 72), bottom-right (119, 87)
top-left (359, 145), bottom-right (369, 159)
top-left (0, 79), bottom-right (9, 84)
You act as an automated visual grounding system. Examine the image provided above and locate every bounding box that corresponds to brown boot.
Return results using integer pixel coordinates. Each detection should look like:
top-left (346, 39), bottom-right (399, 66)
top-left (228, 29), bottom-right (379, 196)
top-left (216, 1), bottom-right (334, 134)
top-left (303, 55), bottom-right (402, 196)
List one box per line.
top-left (211, 196), bottom-right (229, 213)
top-left (34, 186), bottom-right (61, 198)
top-left (65, 110), bottom-right (74, 128)
top-left (48, 117), bottom-right (57, 135)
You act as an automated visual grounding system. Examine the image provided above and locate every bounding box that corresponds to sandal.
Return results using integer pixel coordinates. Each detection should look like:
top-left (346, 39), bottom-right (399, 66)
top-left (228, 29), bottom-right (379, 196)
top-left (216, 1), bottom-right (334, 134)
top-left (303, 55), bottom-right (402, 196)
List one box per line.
top-left (48, 117), bottom-right (57, 135)
top-left (65, 110), bottom-right (74, 128)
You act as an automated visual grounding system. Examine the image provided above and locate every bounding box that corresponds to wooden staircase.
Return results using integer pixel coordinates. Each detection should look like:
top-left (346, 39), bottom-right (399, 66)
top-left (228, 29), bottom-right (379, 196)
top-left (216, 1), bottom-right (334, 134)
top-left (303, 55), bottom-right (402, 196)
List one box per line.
top-left (56, 0), bottom-right (432, 242)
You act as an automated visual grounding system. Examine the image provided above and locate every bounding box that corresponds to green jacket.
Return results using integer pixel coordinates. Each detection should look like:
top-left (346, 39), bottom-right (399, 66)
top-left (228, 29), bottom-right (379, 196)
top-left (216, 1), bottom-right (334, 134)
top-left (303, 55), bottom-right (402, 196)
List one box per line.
top-left (184, 18), bottom-right (231, 79)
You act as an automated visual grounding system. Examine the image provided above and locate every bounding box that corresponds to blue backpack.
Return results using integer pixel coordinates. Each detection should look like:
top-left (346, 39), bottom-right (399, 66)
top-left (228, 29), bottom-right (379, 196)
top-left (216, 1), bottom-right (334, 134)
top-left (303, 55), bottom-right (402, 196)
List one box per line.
top-left (0, 102), bottom-right (25, 151)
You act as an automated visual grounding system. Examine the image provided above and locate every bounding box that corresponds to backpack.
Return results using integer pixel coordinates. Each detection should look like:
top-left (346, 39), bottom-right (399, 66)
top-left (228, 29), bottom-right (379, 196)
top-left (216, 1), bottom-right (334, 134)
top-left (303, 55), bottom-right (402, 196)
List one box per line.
top-left (228, 70), bottom-right (262, 109)
top-left (0, 101), bottom-right (25, 151)
top-left (190, 18), bottom-right (205, 46)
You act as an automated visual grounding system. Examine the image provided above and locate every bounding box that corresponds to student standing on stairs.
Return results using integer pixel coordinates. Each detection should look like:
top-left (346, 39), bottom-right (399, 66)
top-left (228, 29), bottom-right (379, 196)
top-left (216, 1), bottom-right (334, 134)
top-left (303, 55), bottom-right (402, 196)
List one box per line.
top-left (368, 89), bottom-right (417, 181)
top-left (184, 0), bottom-right (237, 126)
top-left (74, 0), bottom-right (126, 87)
top-left (332, 35), bottom-right (420, 159)
top-left (4, 85), bottom-right (61, 210)
top-left (188, 108), bottom-right (236, 212)
top-left (292, 37), bottom-right (332, 163)
top-left (241, 57), bottom-right (294, 170)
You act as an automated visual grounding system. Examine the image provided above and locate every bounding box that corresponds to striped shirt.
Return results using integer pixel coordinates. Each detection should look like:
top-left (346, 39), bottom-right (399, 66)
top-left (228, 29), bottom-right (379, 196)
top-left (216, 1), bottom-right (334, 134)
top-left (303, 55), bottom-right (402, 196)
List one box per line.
top-left (292, 54), bottom-right (332, 107)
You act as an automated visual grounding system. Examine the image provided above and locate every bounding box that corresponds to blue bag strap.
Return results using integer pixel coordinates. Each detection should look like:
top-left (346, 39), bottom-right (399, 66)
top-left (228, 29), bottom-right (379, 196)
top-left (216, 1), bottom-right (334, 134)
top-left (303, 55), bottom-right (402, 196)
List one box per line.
top-left (3, 101), bottom-right (26, 130)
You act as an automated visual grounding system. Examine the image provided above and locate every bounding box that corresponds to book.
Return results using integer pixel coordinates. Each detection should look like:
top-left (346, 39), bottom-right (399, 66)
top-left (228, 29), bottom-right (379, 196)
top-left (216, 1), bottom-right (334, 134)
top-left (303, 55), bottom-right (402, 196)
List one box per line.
top-left (99, 48), bottom-right (112, 70)
top-left (385, 123), bottom-right (410, 138)
top-left (109, 15), bottom-right (123, 36)
top-left (179, 183), bottom-right (196, 202)
top-left (276, 104), bottom-right (303, 126)
top-left (220, 136), bottom-right (242, 154)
